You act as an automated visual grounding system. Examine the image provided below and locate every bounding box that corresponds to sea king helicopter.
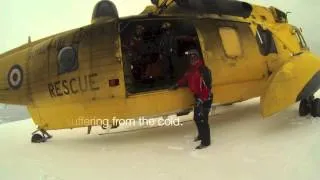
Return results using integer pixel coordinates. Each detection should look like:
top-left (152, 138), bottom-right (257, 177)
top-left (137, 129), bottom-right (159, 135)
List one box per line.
top-left (0, 0), bottom-right (320, 143)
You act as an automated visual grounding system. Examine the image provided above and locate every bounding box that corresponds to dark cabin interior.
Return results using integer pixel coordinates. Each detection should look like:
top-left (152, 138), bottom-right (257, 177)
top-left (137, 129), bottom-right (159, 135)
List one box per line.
top-left (119, 19), bottom-right (202, 94)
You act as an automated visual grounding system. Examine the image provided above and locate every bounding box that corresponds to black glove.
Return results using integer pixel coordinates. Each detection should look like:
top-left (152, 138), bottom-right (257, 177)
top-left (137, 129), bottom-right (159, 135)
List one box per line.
top-left (195, 98), bottom-right (203, 107)
top-left (169, 84), bottom-right (179, 90)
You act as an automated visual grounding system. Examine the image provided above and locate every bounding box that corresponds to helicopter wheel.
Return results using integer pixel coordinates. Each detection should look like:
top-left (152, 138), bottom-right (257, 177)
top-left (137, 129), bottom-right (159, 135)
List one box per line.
top-left (299, 99), bottom-right (311, 117)
top-left (31, 129), bottom-right (52, 143)
top-left (111, 122), bottom-right (120, 129)
top-left (299, 95), bottom-right (315, 117)
top-left (31, 133), bottom-right (46, 143)
top-left (311, 98), bottom-right (320, 117)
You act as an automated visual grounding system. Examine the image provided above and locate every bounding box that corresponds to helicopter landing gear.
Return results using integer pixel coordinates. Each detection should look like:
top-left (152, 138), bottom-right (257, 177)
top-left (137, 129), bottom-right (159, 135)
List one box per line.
top-left (299, 95), bottom-right (320, 117)
top-left (31, 129), bottom-right (52, 143)
top-left (222, 103), bottom-right (234, 106)
top-left (311, 98), bottom-right (320, 117)
top-left (111, 121), bottom-right (120, 129)
top-left (299, 98), bottom-right (312, 117)
top-left (101, 121), bottom-right (120, 130)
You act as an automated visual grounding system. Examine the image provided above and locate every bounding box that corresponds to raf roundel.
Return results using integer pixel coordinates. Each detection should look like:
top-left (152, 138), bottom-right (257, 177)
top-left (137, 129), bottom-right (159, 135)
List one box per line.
top-left (7, 65), bottom-right (23, 90)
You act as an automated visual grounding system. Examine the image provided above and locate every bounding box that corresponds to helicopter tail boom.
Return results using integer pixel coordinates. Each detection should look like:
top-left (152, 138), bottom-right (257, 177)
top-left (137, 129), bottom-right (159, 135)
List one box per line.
top-left (0, 48), bottom-right (30, 105)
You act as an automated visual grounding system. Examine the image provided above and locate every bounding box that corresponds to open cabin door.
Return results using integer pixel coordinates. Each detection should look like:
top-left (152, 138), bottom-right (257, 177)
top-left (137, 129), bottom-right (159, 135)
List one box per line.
top-left (90, 20), bottom-right (126, 100)
top-left (193, 18), bottom-right (268, 103)
top-left (85, 19), bottom-right (126, 118)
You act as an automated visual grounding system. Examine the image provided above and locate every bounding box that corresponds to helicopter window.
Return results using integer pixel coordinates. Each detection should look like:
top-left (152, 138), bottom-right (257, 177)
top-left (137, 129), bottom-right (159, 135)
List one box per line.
top-left (294, 28), bottom-right (308, 50)
top-left (256, 25), bottom-right (277, 56)
top-left (218, 27), bottom-right (242, 58)
top-left (57, 46), bottom-right (78, 74)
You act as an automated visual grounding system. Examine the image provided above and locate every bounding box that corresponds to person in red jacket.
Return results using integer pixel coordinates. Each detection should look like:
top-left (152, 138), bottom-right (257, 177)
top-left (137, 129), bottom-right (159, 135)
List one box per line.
top-left (171, 49), bottom-right (213, 149)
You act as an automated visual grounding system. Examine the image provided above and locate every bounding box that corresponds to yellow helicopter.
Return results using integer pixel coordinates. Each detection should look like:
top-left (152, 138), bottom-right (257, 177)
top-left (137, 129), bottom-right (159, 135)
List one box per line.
top-left (1, 0), bottom-right (320, 142)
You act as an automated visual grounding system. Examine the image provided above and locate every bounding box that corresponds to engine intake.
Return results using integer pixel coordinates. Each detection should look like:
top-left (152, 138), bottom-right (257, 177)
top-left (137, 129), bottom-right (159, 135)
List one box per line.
top-left (92, 0), bottom-right (119, 24)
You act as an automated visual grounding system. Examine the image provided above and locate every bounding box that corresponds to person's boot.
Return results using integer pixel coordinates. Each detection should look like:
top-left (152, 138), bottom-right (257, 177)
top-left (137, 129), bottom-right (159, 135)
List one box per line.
top-left (195, 143), bottom-right (210, 150)
top-left (193, 135), bottom-right (201, 142)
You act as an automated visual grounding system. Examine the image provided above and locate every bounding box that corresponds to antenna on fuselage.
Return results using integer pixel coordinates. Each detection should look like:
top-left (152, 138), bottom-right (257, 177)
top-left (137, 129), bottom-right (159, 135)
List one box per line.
top-left (28, 36), bottom-right (31, 44)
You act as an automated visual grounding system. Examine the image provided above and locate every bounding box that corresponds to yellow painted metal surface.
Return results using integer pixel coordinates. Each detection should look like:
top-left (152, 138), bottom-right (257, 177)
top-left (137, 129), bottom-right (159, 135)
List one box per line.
top-left (218, 27), bottom-right (243, 58)
top-left (0, 47), bottom-right (31, 105)
top-left (0, 1), bottom-right (319, 131)
top-left (261, 52), bottom-right (320, 117)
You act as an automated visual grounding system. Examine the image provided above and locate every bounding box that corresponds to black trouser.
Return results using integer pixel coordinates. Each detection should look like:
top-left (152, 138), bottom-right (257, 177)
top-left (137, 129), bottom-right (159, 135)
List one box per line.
top-left (193, 98), bottom-right (212, 146)
top-left (162, 55), bottom-right (174, 79)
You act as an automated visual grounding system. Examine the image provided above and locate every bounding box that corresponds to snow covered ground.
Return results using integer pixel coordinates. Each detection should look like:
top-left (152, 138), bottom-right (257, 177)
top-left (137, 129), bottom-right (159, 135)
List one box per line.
top-left (1, 98), bottom-right (320, 180)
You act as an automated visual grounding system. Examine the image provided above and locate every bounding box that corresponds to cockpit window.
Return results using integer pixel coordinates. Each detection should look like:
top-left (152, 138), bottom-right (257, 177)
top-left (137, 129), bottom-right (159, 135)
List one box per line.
top-left (294, 28), bottom-right (308, 50)
top-left (256, 25), bottom-right (277, 56)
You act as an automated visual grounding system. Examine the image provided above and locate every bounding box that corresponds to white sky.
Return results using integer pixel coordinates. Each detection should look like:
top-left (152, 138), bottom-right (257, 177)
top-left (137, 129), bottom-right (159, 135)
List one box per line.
top-left (0, 0), bottom-right (319, 54)
top-left (0, 0), bottom-right (150, 53)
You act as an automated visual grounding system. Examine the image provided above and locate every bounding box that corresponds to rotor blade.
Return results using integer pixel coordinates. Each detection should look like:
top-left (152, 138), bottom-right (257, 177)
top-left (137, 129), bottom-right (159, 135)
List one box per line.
top-left (176, 0), bottom-right (253, 18)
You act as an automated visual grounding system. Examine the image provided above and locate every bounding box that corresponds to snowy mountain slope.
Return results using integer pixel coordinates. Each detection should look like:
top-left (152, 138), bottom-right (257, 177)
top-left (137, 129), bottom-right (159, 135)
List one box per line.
top-left (0, 104), bottom-right (29, 125)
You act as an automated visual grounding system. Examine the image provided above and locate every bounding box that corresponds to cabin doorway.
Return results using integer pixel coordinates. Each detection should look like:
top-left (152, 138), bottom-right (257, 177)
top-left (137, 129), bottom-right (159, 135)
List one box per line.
top-left (119, 19), bottom-right (202, 94)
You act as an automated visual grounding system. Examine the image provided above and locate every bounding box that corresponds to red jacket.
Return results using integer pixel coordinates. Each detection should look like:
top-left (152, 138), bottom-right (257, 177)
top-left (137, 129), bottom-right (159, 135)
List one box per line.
top-left (177, 59), bottom-right (211, 101)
